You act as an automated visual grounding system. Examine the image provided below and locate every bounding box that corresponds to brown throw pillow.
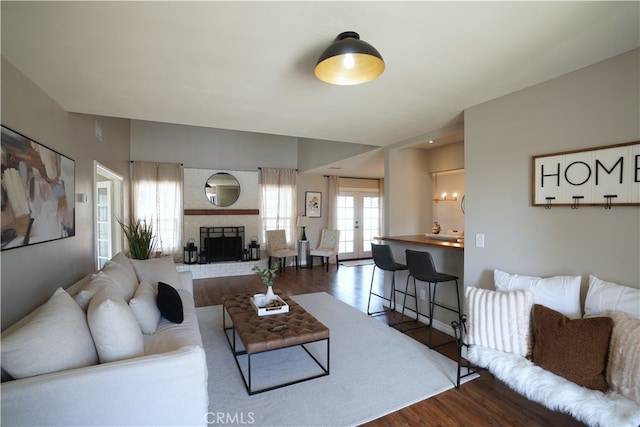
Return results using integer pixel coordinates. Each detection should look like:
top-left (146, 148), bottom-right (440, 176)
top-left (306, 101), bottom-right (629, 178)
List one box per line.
top-left (532, 304), bottom-right (613, 391)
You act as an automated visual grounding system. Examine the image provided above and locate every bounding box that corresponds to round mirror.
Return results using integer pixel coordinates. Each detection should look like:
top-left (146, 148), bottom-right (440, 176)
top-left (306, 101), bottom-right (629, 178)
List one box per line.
top-left (205, 173), bottom-right (240, 207)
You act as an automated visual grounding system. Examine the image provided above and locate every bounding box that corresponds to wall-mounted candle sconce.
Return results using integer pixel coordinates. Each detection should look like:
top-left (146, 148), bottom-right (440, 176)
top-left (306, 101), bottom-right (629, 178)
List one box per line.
top-left (433, 192), bottom-right (458, 203)
top-left (433, 172), bottom-right (458, 203)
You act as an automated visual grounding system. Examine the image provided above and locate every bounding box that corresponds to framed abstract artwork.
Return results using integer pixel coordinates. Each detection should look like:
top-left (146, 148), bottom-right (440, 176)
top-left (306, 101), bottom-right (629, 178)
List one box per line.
top-left (305, 191), bottom-right (321, 218)
top-left (1, 125), bottom-right (75, 250)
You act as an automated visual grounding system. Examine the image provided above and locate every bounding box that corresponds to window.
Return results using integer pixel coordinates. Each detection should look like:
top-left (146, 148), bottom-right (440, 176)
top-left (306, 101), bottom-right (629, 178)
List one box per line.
top-left (132, 162), bottom-right (182, 259)
top-left (259, 168), bottom-right (296, 245)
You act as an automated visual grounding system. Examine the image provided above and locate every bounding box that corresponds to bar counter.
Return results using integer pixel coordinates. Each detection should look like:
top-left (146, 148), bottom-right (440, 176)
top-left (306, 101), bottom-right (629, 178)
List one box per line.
top-left (374, 234), bottom-right (464, 250)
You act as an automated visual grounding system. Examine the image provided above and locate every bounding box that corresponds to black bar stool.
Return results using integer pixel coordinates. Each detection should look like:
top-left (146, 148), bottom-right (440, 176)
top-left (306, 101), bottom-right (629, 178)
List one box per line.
top-left (367, 243), bottom-right (408, 322)
top-left (405, 249), bottom-right (462, 348)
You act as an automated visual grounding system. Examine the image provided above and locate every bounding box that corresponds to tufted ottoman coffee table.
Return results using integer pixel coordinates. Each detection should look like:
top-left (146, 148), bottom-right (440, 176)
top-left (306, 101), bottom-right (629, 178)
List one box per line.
top-left (223, 291), bottom-right (330, 394)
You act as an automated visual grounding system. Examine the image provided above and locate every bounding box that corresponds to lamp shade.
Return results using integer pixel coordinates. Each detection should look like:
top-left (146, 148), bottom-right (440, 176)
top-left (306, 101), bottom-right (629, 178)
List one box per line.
top-left (296, 216), bottom-right (309, 227)
top-left (314, 31), bottom-right (385, 85)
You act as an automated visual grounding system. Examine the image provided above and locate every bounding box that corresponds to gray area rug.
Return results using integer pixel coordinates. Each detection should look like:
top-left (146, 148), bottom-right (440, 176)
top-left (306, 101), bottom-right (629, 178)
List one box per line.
top-left (197, 292), bottom-right (475, 426)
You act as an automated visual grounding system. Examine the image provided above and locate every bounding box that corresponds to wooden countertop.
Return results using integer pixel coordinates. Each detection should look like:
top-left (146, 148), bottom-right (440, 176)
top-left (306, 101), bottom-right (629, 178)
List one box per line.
top-left (375, 234), bottom-right (464, 250)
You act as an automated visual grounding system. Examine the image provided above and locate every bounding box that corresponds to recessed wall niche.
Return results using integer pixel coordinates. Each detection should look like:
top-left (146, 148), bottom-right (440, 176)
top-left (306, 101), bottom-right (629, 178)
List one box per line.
top-left (432, 169), bottom-right (465, 234)
top-left (182, 168), bottom-right (260, 254)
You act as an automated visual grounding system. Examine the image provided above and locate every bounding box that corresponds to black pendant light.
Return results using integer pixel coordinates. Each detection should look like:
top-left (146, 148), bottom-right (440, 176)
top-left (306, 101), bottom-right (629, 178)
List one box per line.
top-left (314, 31), bottom-right (385, 85)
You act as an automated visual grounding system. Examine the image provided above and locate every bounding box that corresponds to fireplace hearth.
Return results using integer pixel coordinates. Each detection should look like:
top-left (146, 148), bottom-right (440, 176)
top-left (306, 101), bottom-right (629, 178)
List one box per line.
top-left (200, 226), bottom-right (245, 262)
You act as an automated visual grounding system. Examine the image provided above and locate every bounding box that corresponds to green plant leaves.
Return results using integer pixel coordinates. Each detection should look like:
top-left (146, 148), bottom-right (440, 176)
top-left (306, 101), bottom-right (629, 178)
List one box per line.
top-left (116, 217), bottom-right (155, 260)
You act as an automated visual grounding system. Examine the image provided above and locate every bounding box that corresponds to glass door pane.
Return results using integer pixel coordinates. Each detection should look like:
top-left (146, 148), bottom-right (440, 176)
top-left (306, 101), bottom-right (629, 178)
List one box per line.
top-left (337, 193), bottom-right (356, 259)
top-left (337, 191), bottom-right (380, 259)
top-left (96, 182), bottom-right (112, 269)
top-left (360, 195), bottom-right (379, 257)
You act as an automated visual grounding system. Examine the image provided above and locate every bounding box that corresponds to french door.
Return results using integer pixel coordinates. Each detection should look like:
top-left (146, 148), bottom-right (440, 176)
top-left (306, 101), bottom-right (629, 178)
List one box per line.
top-left (96, 181), bottom-right (113, 269)
top-left (336, 191), bottom-right (380, 259)
top-left (95, 162), bottom-right (123, 270)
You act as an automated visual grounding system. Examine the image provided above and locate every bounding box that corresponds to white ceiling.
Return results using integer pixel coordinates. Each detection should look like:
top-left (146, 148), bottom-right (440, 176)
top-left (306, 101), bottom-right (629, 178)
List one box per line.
top-left (2, 1), bottom-right (639, 177)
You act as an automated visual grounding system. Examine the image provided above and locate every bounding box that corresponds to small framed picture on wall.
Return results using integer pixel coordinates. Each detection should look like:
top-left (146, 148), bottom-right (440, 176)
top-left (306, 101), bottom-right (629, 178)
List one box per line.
top-left (305, 191), bottom-right (322, 218)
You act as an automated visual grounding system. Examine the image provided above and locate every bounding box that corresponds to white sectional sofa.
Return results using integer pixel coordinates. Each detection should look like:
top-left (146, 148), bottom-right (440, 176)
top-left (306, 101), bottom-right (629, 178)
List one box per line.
top-left (1, 253), bottom-right (209, 426)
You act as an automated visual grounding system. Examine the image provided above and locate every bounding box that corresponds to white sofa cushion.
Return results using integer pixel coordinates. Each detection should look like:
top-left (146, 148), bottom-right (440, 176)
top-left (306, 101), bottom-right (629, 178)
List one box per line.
top-left (106, 252), bottom-right (139, 286)
top-left (465, 286), bottom-right (533, 357)
top-left (129, 281), bottom-right (161, 334)
top-left (1, 288), bottom-right (98, 379)
top-left (608, 311), bottom-right (640, 403)
top-left (585, 275), bottom-right (640, 318)
top-left (101, 260), bottom-right (137, 301)
top-left (74, 272), bottom-right (118, 311)
top-left (131, 256), bottom-right (182, 290)
top-left (494, 269), bottom-right (581, 319)
top-left (144, 289), bottom-right (203, 355)
top-left (88, 287), bottom-right (144, 363)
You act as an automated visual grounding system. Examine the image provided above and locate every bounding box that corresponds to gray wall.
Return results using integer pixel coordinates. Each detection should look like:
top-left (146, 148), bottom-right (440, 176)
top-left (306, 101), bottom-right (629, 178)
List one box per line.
top-left (1, 57), bottom-right (131, 329)
top-left (385, 147), bottom-right (431, 235)
top-left (464, 49), bottom-right (639, 297)
top-left (131, 120), bottom-right (298, 170)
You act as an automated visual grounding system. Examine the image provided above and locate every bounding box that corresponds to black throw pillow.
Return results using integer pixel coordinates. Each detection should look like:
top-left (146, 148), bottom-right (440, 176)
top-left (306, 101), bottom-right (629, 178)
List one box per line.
top-left (157, 282), bottom-right (184, 324)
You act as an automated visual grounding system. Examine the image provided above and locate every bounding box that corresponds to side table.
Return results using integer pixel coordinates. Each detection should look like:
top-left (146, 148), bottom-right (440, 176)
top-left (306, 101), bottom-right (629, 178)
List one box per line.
top-left (298, 240), bottom-right (310, 268)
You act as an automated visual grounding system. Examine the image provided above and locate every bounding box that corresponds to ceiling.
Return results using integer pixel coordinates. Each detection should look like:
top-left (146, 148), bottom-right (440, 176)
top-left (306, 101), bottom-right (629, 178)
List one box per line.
top-left (2, 1), bottom-right (639, 177)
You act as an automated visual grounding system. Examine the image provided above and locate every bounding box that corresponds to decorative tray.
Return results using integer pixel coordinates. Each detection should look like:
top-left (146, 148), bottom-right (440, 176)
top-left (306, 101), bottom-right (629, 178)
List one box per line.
top-left (250, 295), bottom-right (289, 316)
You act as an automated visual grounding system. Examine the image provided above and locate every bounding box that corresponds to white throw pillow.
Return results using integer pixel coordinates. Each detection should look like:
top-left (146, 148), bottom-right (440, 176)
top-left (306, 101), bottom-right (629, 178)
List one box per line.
top-left (106, 252), bottom-right (138, 285)
top-left (584, 275), bottom-right (640, 318)
top-left (101, 260), bottom-right (137, 301)
top-left (465, 286), bottom-right (533, 357)
top-left (74, 272), bottom-right (118, 311)
top-left (131, 256), bottom-right (182, 290)
top-left (87, 287), bottom-right (144, 363)
top-left (494, 269), bottom-right (581, 319)
top-left (607, 311), bottom-right (640, 403)
top-left (129, 280), bottom-right (161, 334)
top-left (1, 288), bottom-right (98, 379)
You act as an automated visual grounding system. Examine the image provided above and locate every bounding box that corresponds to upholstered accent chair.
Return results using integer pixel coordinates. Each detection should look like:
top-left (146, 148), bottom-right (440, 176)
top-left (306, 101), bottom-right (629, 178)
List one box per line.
top-left (310, 229), bottom-right (340, 271)
top-left (265, 230), bottom-right (298, 271)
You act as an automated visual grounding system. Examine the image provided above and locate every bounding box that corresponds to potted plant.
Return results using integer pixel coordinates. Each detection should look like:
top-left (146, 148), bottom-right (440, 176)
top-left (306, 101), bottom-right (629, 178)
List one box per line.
top-left (252, 264), bottom-right (278, 303)
top-left (116, 217), bottom-right (155, 260)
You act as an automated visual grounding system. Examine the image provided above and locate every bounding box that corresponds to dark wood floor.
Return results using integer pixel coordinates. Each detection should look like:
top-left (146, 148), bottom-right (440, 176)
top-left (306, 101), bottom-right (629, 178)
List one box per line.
top-left (193, 262), bottom-right (585, 426)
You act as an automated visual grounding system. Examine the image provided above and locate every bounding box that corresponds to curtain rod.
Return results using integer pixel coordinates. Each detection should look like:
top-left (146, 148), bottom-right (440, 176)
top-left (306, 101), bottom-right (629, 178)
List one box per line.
top-left (130, 161), bottom-right (184, 166)
top-left (323, 175), bottom-right (381, 180)
top-left (258, 167), bottom-right (299, 171)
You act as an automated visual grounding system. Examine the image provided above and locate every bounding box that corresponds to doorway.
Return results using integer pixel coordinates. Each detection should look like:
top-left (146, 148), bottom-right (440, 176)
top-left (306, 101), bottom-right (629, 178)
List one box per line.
top-left (95, 162), bottom-right (123, 269)
top-left (336, 191), bottom-right (380, 260)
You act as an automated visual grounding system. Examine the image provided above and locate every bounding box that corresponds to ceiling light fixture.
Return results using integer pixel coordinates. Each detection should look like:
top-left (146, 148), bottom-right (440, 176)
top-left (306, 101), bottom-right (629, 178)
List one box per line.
top-left (314, 31), bottom-right (385, 85)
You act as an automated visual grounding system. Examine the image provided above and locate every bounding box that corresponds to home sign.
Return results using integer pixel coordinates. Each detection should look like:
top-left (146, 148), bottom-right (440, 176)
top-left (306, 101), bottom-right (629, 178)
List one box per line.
top-left (532, 141), bottom-right (639, 208)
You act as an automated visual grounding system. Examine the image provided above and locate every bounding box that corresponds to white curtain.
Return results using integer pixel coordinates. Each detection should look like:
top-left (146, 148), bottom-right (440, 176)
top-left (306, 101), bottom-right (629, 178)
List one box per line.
top-left (131, 161), bottom-right (183, 260)
top-left (327, 175), bottom-right (339, 229)
top-left (259, 168), bottom-right (297, 247)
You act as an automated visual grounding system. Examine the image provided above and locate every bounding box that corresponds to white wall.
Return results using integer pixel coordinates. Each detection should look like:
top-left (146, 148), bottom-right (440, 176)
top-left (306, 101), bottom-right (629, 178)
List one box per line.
top-left (1, 57), bottom-right (131, 329)
top-left (183, 168), bottom-right (260, 249)
top-left (464, 49), bottom-right (640, 297)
